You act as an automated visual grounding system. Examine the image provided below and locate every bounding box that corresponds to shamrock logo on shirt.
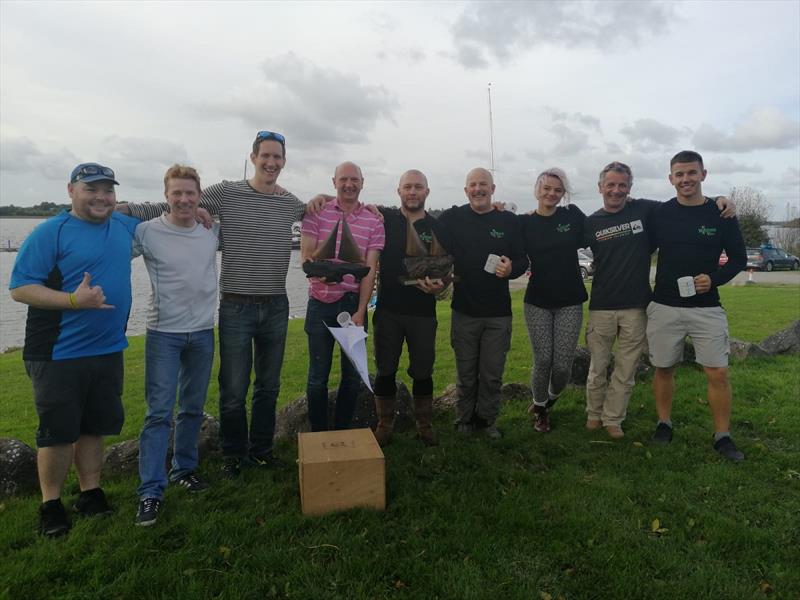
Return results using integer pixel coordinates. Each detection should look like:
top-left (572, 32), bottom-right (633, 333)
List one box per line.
top-left (697, 226), bottom-right (717, 236)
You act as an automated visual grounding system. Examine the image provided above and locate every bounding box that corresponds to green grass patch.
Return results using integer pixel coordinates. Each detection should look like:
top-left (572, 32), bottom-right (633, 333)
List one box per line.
top-left (1, 284), bottom-right (798, 598)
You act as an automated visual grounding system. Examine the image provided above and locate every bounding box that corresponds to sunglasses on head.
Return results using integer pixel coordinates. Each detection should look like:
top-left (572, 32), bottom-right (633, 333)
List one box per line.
top-left (72, 165), bottom-right (116, 182)
top-left (256, 130), bottom-right (286, 144)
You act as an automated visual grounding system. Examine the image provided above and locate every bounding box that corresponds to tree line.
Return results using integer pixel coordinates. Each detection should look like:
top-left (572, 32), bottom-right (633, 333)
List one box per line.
top-left (0, 202), bottom-right (71, 217)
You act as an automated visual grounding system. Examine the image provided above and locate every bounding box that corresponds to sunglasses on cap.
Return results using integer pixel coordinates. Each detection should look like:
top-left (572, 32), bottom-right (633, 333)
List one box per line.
top-left (70, 164), bottom-right (117, 183)
top-left (256, 130), bottom-right (286, 144)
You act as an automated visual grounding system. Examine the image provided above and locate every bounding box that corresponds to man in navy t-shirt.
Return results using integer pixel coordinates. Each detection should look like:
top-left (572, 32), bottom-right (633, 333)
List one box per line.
top-left (647, 151), bottom-right (747, 461)
top-left (10, 163), bottom-right (139, 536)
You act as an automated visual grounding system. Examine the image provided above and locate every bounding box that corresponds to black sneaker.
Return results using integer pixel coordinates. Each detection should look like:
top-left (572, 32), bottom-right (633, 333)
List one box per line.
top-left (545, 396), bottom-right (559, 410)
top-left (246, 453), bottom-right (288, 469)
top-left (652, 422), bottom-right (673, 445)
top-left (173, 472), bottom-right (210, 492)
top-left (73, 487), bottom-right (113, 517)
top-left (714, 436), bottom-right (745, 462)
top-left (39, 499), bottom-right (71, 538)
top-left (135, 497), bottom-right (162, 527)
top-left (221, 457), bottom-right (242, 480)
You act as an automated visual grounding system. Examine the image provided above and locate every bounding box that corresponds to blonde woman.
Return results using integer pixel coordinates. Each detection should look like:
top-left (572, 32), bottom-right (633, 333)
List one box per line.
top-left (519, 168), bottom-right (588, 433)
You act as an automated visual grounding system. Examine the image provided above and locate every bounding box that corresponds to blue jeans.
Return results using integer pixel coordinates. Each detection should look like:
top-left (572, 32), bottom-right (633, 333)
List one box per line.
top-left (138, 329), bottom-right (214, 500)
top-left (305, 293), bottom-right (364, 432)
top-left (218, 295), bottom-right (289, 458)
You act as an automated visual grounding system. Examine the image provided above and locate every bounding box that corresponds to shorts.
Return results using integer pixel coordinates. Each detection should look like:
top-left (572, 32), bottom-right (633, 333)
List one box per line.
top-left (25, 352), bottom-right (125, 447)
top-left (646, 302), bottom-right (729, 368)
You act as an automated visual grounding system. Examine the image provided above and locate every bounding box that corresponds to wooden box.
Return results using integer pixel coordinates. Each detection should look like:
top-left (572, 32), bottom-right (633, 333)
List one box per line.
top-left (298, 428), bottom-right (386, 516)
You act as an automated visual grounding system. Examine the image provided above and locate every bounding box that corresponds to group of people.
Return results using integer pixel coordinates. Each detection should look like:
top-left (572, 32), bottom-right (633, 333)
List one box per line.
top-left (9, 129), bottom-right (747, 538)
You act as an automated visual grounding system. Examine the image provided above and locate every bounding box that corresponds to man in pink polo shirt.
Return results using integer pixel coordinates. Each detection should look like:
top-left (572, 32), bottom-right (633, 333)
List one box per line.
top-left (301, 162), bottom-right (385, 431)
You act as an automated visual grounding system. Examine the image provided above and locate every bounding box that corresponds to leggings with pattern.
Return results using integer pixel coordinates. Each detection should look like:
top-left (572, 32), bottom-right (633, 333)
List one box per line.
top-left (523, 303), bottom-right (583, 406)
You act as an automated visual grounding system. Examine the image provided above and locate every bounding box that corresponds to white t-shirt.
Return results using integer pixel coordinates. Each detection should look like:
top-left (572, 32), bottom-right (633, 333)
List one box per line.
top-left (133, 216), bottom-right (220, 332)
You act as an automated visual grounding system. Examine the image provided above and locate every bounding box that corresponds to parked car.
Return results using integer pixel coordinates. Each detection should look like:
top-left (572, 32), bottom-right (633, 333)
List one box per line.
top-left (719, 251), bottom-right (728, 266)
top-left (746, 246), bottom-right (800, 271)
top-left (578, 248), bottom-right (594, 280)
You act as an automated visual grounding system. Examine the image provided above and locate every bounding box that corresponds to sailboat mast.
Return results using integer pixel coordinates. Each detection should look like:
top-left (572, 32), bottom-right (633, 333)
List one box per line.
top-left (487, 82), bottom-right (495, 174)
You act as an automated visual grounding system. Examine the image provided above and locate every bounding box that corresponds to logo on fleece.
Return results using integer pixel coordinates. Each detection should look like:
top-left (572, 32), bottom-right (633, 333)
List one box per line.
top-left (697, 226), bottom-right (717, 236)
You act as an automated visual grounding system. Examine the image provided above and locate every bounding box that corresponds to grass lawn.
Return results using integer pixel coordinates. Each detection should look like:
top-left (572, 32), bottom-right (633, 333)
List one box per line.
top-left (1, 284), bottom-right (798, 599)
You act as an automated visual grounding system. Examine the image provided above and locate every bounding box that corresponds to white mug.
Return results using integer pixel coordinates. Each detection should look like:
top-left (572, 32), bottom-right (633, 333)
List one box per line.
top-left (484, 254), bottom-right (501, 274)
top-left (677, 276), bottom-right (696, 297)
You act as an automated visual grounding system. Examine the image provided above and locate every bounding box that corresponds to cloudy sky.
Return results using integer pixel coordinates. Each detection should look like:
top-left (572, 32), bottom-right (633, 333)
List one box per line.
top-left (1, 0), bottom-right (798, 218)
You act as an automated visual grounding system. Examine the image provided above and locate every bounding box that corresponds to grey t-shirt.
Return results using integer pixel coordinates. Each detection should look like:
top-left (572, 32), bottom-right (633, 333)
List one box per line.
top-left (133, 216), bottom-right (220, 332)
top-left (584, 198), bottom-right (659, 310)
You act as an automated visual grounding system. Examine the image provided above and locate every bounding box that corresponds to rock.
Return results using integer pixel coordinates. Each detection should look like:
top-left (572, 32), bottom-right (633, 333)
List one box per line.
top-left (274, 379), bottom-right (417, 440)
top-left (0, 438), bottom-right (38, 497)
top-left (570, 347), bottom-right (591, 385)
top-left (103, 413), bottom-right (220, 477)
top-left (194, 414), bottom-right (220, 459)
top-left (501, 382), bottom-right (530, 402)
top-left (570, 346), bottom-right (651, 385)
top-left (433, 384), bottom-right (458, 413)
top-left (635, 355), bottom-right (653, 380)
top-left (729, 339), bottom-right (758, 361)
top-left (682, 338), bottom-right (696, 364)
top-left (759, 320), bottom-right (800, 355)
top-left (103, 438), bottom-right (139, 476)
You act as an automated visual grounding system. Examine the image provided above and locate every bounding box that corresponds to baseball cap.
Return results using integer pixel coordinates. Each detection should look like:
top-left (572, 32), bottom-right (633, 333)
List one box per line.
top-left (69, 163), bottom-right (120, 185)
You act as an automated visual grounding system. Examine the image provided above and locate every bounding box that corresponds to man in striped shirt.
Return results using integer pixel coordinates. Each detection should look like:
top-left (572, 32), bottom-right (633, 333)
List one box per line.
top-left (119, 131), bottom-right (305, 478)
top-left (301, 162), bottom-right (385, 431)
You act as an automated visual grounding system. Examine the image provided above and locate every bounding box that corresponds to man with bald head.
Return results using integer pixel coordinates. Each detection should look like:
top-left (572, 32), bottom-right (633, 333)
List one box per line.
top-left (437, 168), bottom-right (527, 438)
top-left (371, 170), bottom-right (447, 446)
top-left (300, 162), bottom-right (385, 431)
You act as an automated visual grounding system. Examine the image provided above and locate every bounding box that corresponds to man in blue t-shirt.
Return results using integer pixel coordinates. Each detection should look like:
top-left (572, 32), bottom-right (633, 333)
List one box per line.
top-left (9, 163), bottom-right (139, 537)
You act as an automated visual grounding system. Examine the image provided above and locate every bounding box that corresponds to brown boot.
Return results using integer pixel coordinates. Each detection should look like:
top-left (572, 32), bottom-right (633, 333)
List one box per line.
top-left (414, 395), bottom-right (439, 447)
top-left (373, 396), bottom-right (395, 447)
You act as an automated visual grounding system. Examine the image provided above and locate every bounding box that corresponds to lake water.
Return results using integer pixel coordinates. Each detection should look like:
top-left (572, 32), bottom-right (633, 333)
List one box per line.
top-left (0, 217), bottom-right (311, 352)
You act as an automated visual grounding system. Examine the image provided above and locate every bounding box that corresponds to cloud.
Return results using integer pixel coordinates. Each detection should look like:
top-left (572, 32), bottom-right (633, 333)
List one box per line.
top-left (0, 137), bottom-right (79, 180)
top-left (450, 0), bottom-right (673, 68)
top-left (550, 123), bottom-right (591, 155)
top-left (711, 157), bottom-right (763, 175)
top-left (101, 135), bottom-right (190, 189)
top-left (377, 46), bottom-right (426, 64)
top-left (195, 53), bottom-right (400, 149)
top-left (693, 107), bottom-right (800, 153)
top-left (620, 118), bottom-right (683, 152)
top-left (548, 108), bottom-right (601, 132)
top-left (775, 166), bottom-right (800, 192)
top-left (465, 149), bottom-right (490, 160)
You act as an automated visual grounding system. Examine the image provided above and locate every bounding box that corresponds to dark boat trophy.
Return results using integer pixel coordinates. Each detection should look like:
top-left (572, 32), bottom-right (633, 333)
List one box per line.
top-left (302, 219), bottom-right (371, 283)
top-left (400, 220), bottom-right (454, 286)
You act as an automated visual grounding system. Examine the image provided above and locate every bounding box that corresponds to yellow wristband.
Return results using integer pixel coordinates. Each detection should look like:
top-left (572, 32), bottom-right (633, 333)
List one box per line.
top-left (68, 292), bottom-right (78, 309)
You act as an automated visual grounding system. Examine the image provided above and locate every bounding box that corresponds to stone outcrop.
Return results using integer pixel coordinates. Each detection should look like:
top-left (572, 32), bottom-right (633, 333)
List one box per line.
top-left (103, 413), bottom-right (220, 476)
top-left (0, 438), bottom-right (37, 497)
top-left (570, 346), bottom-right (651, 385)
top-left (759, 320), bottom-right (800, 355)
top-left (275, 381), bottom-right (415, 440)
top-left (4, 321), bottom-right (798, 496)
